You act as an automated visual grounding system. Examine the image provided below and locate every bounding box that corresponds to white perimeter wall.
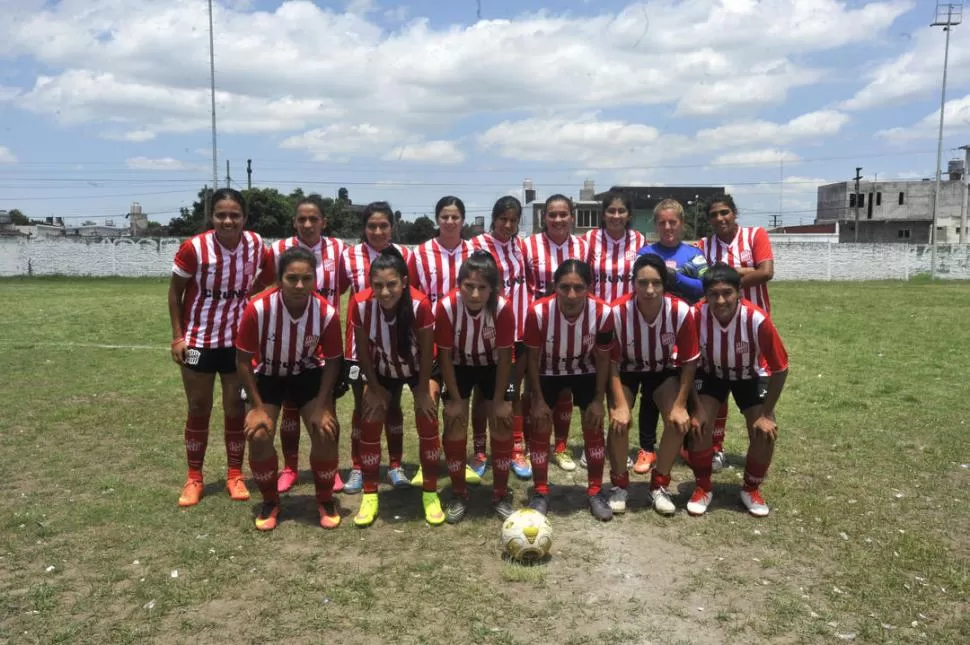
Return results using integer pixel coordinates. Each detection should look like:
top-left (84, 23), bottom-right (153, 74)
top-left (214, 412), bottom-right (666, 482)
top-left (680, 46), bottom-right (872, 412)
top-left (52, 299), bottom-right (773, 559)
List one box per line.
top-left (2, 237), bottom-right (970, 281)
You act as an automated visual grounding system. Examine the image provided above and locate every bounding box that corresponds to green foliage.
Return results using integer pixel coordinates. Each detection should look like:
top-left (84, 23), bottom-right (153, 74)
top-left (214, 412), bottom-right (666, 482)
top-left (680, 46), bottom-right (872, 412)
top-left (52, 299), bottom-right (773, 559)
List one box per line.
top-left (8, 208), bottom-right (29, 225)
top-left (684, 198), bottom-right (713, 240)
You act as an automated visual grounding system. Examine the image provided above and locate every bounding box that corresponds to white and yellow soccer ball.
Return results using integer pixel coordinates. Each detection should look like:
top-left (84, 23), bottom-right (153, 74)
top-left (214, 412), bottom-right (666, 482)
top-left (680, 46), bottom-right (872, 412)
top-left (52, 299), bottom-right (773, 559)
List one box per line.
top-left (501, 509), bottom-right (553, 562)
top-left (680, 254), bottom-right (711, 279)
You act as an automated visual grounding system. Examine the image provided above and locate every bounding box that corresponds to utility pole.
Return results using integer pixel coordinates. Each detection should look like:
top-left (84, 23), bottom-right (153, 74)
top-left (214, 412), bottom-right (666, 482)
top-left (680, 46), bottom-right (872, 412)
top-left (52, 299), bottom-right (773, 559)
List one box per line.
top-left (853, 166), bottom-right (863, 242)
top-left (960, 145), bottom-right (969, 243)
top-left (207, 0), bottom-right (219, 204)
top-left (225, 159), bottom-right (230, 188)
top-left (247, 159), bottom-right (253, 190)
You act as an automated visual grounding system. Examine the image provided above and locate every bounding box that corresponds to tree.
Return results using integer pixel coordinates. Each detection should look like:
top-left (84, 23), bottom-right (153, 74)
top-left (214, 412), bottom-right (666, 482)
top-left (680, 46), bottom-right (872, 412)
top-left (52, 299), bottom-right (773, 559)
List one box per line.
top-left (244, 187), bottom-right (291, 238)
top-left (338, 187), bottom-right (350, 203)
top-left (404, 216), bottom-right (436, 244)
top-left (684, 199), bottom-right (713, 241)
top-left (8, 209), bottom-right (28, 225)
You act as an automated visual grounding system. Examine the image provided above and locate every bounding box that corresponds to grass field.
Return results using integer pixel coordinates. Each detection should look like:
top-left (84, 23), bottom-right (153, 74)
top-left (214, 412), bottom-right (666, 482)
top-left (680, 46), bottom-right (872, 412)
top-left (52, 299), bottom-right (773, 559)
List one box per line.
top-left (1, 277), bottom-right (969, 644)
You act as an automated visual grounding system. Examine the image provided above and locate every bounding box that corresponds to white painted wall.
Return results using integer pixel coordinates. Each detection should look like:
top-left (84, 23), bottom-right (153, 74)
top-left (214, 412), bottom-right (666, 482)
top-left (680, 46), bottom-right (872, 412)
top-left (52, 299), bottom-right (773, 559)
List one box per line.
top-left (2, 237), bottom-right (970, 281)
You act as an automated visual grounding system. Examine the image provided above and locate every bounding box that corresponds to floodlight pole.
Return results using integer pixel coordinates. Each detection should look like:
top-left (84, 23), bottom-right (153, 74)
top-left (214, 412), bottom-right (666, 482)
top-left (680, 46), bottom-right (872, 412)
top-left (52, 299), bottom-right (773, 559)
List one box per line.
top-left (208, 0), bottom-right (219, 200)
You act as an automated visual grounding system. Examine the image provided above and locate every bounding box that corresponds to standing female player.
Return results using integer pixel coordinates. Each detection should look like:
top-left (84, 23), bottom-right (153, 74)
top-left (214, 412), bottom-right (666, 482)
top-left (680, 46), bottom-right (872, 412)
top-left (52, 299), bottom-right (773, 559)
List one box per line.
top-left (350, 248), bottom-right (443, 527)
top-left (340, 203), bottom-right (413, 493)
top-left (169, 188), bottom-right (265, 507)
top-left (697, 195), bottom-right (775, 471)
top-left (585, 191), bottom-right (646, 304)
top-left (608, 253), bottom-right (699, 515)
top-left (523, 195), bottom-right (589, 472)
top-left (470, 197), bottom-right (532, 479)
top-left (436, 251), bottom-right (516, 522)
top-left (257, 195), bottom-right (346, 493)
top-left (523, 260), bottom-right (628, 521)
top-left (690, 264), bottom-right (788, 517)
top-left (235, 247), bottom-right (344, 530)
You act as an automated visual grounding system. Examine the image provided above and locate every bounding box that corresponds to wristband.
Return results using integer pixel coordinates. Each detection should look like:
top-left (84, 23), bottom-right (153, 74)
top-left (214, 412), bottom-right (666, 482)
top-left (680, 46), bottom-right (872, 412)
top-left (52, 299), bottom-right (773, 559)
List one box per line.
top-left (171, 338), bottom-right (186, 347)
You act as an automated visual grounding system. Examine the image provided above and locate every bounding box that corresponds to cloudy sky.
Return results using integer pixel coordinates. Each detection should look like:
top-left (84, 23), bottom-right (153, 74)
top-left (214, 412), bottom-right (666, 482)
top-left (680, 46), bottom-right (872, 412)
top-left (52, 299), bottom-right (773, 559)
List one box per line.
top-left (1, 0), bottom-right (969, 230)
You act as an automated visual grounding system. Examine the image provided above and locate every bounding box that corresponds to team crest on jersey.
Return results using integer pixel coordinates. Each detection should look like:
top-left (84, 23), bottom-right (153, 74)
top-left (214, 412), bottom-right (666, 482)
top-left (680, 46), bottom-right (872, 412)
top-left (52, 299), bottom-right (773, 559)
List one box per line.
top-left (582, 333), bottom-right (594, 349)
top-left (482, 325), bottom-right (496, 341)
top-left (661, 332), bottom-right (676, 346)
top-left (625, 249), bottom-right (635, 262)
top-left (739, 250), bottom-right (753, 264)
top-left (245, 261), bottom-right (255, 274)
top-left (323, 259), bottom-right (335, 272)
top-left (303, 335), bottom-right (319, 350)
top-left (735, 341), bottom-right (749, 354)
top-left (665, 260), bottom-right (678, 269)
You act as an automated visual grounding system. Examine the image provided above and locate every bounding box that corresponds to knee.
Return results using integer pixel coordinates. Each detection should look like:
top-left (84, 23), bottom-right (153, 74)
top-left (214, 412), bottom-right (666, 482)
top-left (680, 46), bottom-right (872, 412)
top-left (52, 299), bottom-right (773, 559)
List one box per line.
top-left (186, 396), bottom-right (213, 416)
top-left (249, 427), bottom-right (274, 447)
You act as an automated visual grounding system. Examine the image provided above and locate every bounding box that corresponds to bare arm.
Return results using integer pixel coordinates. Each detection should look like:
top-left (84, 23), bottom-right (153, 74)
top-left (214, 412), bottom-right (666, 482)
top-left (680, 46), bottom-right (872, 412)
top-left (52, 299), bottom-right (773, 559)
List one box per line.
top-left (738, 260), bottom-right (774, 288)
top-left (168, 274), bottom-right (189, 363)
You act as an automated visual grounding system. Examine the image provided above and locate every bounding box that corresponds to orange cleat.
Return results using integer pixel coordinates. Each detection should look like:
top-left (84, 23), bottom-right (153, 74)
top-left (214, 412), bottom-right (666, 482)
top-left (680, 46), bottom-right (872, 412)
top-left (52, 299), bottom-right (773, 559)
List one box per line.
top-left (178, 478), bottom-right (204, 507)
top-left (318, 500), bottom-right (341, 529)
top-left (633, 449), bottom-right (656, 475)
top-left (226, 475), bottom-right (251, 501)
top-left (254, 502), bottom-right (281, 531)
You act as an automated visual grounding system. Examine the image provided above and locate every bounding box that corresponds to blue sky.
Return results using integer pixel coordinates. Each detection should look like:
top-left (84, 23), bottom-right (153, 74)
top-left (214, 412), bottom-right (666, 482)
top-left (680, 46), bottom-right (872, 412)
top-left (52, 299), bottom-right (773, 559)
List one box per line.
top-left (1, 0), bottom-right (969, 231)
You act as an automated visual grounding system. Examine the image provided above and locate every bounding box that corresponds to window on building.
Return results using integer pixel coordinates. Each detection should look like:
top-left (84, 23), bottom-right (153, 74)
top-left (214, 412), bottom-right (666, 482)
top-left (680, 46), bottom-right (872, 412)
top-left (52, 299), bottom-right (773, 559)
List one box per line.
top-left (849, 194), bottom-right (856, 208)
top-left (858, 194), bottom-right (865, 208)
top-left (876, 192), bottom-right (882, 206)
top-left (576, 208), bottom-right (599, 229)
top-left (898, 229), bottom-right (911, 239)
top-left (899, 192), bottom-right (905, 205)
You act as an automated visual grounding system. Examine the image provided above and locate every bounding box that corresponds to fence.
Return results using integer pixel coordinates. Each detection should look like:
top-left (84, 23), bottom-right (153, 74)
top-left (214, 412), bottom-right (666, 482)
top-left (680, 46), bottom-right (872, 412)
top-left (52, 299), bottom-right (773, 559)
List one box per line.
top-left (2, 236), bottom-right (970, 280)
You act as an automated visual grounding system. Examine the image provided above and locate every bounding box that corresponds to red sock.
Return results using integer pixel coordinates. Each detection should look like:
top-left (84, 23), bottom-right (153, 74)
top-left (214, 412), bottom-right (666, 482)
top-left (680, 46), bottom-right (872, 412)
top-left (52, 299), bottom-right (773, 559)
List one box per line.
top-left (416, 415), bottom-right (441, 492)
top-left (472, 413), bottom-right (487, 456)
top-left (651, 470), bottom-right (671, 491)
top-left (490, 436), bottom-right (513, 499)
top-left (530, 428), bottom-right (551, 495)
top-left (249, 454), bottom-right (279, 503)
top-left (184, 414), bottom-right (210, 479)
top-left (279, 404), bottom-right (301, 470)
top-left (553, 395), bottom-right (572, 453)
top-left (512, 415), bottom-right (525, 457)
top-left (310, 458), bottom-right (339, 504)
top-left (350, 409), bottom-right (362, 470)
top-left (713, 402), bottom-right (728, 452)
top-left (359, 419), bottom-right (383, 494)
top-left (386, 407), bottom-right (404, 469)
top-left (610, 470), bottom-right (629, 489)
top-left (690, 447), bottom-right (714, 492)
top-left (443, 438), bottom-right (467, 497)
top-left (583, 427), bottom-right (606, 496)
top-left (743, 455), bottom-right (770, 492)
top-left (224, 415), bottom-right (245, 476)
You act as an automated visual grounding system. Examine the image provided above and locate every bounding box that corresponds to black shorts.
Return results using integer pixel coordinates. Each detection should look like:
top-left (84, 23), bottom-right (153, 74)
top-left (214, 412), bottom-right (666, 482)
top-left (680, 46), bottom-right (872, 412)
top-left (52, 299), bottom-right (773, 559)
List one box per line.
top-left (344, 359), bottom-right (366, 385)
top-left (442, 365), bottom-right (514, 401)
top-left (513, 342), bottom-right (527, 363)
top-left (538, 374), bottom-right (598, 410)
top-left (619, 370), bottom-right (678, 405)
top-left (256, 369), bottom-right (322, 409)
top-left (183, 346), bottom-right (236, 374)
top-left (697, 374), bottom-right (768, 412)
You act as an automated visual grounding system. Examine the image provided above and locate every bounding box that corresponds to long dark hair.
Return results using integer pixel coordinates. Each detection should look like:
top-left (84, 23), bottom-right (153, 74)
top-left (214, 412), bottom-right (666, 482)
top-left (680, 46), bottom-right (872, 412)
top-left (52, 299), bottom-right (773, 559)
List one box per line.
top-left (435, 196), bottom-right (466, 222)
top-left (702, 262), bottom-right (741, 293)
top-left (543, 194), bottom-right (573, 234)
top-left (631, 253), bottom-right (672, 293)
top-left (600, 191), bottom-right (634, 230)
top-left (277, 246), bottom-right (317, 280)
top-left (707, 194), bottom-right (738, 217)
top-left (360, 201), bottom-right (395, 244)
top-left (208, 188), bottom-right (247, 222)
top-left (490, 196), bottom-right (522, 233)
top-left (369, 247), bottom-right (414, 358)
top-left (458, 249), bottom-right (500, 317)
top-left (553, 259), bottom-right (593, 287)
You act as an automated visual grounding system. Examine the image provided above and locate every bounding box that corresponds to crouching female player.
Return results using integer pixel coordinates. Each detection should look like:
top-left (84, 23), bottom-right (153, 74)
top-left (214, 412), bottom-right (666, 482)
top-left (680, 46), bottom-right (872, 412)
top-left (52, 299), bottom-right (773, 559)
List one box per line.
top-left (351, 248), bottom-right (443, 527)
top-left (435, 250), bottom-right (516, 522)
top-left (235, 247), bottom-right (344, 531)
top-left (523, 260), bottom-right (628, 521)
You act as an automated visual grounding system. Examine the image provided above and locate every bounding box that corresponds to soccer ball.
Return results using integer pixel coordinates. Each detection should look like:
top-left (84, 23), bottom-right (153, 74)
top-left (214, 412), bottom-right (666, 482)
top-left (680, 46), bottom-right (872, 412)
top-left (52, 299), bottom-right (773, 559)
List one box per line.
top-left (501, 509), bottom-right (553, 563)
top-left (680, 254), bottom-right (710, 279)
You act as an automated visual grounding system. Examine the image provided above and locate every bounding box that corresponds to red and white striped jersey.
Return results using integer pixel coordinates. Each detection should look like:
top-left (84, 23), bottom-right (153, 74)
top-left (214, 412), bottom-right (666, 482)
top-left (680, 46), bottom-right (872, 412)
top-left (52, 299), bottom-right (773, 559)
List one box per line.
top-left (340, 242), bottom-right (413, 360)
top-left (235, 289), bottom-right (342, 376)
top-left (408, 238), bottom-right (471, 306)
top-left (435, 291), bottom-right (515, 366)
top-left (584, 228), bottom-right (647, 304)
top-left (523, 294), bottom-right (614, 376)
top-left (350, 287), bottom-right (434, 379)
top-left (523, 232), bottom-right (588, 300)
top-left (693, 299), bottom-right (788, 381)
top-left (697, 227), bottom-right (773, 312)
top-left (261, 236), bottom-right (346, 302)
top-left (610, 293), bottom-right (699, 373)
top-left (172, 230), bottom-right (265, 348)
top-left (469, 233), bottom-right (529, 341)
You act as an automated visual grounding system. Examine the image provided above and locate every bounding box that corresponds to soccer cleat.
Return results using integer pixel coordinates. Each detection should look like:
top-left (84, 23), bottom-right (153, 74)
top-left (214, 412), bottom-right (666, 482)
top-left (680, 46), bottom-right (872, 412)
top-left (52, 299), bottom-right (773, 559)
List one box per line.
top-left (712, 451), bottom-right (726, 473)
top-left (332, 470), bottom-right (344, 493)
top-left (553, 450), bottom-right (577, 472)
top-left (277, 467), bottom-right (298, 493)
top-left (469, 452), bottom-right (488, 478)
top-left (741, 488), bottom-right (770, 517)
top-left (633, 449), bottom-right (657, 475)
top-left (178, 478), bottom-right (204, 507)
top-left (444, 495), bottom-right (469, 524)
top-left (492, 493), bottom-right (515, 520)
top-left (410, 466), bottom-right (424, 488)
top-left (511, 454), bottom-right (533, 479)
top-left (387, 467), bottom-right (410, 489)
top-left (529, 493), bottom-right (549, 516)
top-left (464, 465), bottom-right (482, 486)
top-left (687, 488), bottom-right (713, 516)
top-left (589, 493), bottom-right (614, 521)
top-left (318, 500), bottom-right (341, 529)
top-left (254, 502), bottom-right (280, 531)
top-left (579, 450), bottom-right (587, 469)
top-left (226, 475), bottom-right (251, 501)
top-left (343, 469), bottom-right (363, 495)
top-left (650, 486), bottom-right (677, 516)
top-left (608, 487), bottom-right (628, 514)
top-left (422, 491), bottom-right (445, 525)
top-left (353, 493), bottom-right (379, 527)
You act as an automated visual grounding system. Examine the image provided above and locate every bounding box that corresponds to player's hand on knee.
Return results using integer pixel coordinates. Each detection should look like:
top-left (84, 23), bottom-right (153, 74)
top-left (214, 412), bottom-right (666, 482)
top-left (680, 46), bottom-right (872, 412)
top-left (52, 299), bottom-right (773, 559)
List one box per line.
top-left (669, 404), bottom-right (690, 436)
top-left (244, 408), bottom-right (272, 442)
top-left (584, 400), bottom-right (605, 430)
top-left (609, 404), bottom-right (630, 435)
top-left (752, 415), bottom-right (778, 441)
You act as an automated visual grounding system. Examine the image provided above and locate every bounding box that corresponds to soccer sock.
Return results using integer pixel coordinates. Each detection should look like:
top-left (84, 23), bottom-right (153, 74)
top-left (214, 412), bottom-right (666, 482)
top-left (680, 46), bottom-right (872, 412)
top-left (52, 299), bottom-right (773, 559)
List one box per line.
top-left (512, 415), bottom-right (525, 458)
top-left (713, 401), bottom-right (729, 452)
top-left (490, 435), bottom-right (513, 500)
top-left (279, 403), bottom-right (301, 471)
top-left (184, 413), bottom-right (210, 479)
top-left (521, 392), bottom-right (533, 446)
top-left (743, 454), bottom-right (770, 492)
top-left (310, 458), bottom-right (339, 504)
top-left (650, 470), bottom-right (671, 491)
top-left (530, 427), bottom-right (551, 495)
top-left (610, 470), bottom-right (630, 490)
top-left (350, 409), bottom-right (362, 470)
top-left (553, 395), bottom-right (572, 453)
top-left (583, 427), bottom-right (606, 496)
top-left (358, 419), bottom-right (383, 494)
top-left (249, 454), bottom-right (280, 504)
top-left (416, 415), bottom-right (441, 492)
top-left (224, 415), bottom-right (246, 476)
top-left (443, 438), bottom-right (468, 497)
top-left (386, 407), bottom-right (404, 469)
top-left (472, 414), bottom-right (487, 456)
top-left (690, 447), bottom-right (715, 492)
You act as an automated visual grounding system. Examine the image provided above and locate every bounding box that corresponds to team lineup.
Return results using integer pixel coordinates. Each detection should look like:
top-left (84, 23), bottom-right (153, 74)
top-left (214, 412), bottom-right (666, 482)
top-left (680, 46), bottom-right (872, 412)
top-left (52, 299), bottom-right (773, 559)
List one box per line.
top-left (167, 188), bottom-right (788, 531)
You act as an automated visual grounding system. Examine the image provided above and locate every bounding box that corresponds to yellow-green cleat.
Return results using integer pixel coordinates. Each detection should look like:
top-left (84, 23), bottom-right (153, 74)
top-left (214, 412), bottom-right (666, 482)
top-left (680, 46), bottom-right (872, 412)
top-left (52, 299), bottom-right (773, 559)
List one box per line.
top-left (353, 493), bottom-right (379, 527)
top-left (464, 464), bottom-right (482, 486)
top-left (422, 491), bottom-right (445, 525)
top-left (410, 467), bottom-right (424, 488)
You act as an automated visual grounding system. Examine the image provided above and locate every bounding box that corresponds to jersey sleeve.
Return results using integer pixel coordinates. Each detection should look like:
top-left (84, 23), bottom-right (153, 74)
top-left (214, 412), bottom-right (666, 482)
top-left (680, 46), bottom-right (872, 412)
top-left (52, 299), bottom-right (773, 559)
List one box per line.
top-left (414, 296), bottom-right (434, 330)
top-left (338, 248), bottom-right (353, 295)
top-left (757, 317), bottom-right (789, 373)
top-left (595, 305), bottom-right (615, 350)
top-left (349, 294), bottom-right (364, 328)
top-left (319, 306), bottom-right (343, 360)
top-left (494, 302), bottom-right (515, 349)
top-left (752, 228), bottom-right (774, 264)
top-left (234, 303), bottom-right (259, 355)
top-left (258, 245), bottom-right (276, 285)
top-left (407, 252), bottom-right (420, 292)
top-left (673, 272), bottom-right (704, 301)
top-left (172, 239), bottom-right (197, 278)
top-left (433, 301), bottom-right (454, 349)
top-left (523, 306), bottom-right (542, 349)
top-left (675, 308), bottom-right (700, 364)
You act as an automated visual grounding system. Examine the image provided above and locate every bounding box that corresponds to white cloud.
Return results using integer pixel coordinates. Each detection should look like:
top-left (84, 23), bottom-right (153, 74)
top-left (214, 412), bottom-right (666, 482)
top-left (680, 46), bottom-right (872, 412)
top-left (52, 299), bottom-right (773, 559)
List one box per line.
top-left (696, 110), bottom-right (849, 148)
top-left (105, 129), bottom-right (156, 142)
top-left (346, 0), bottom-right (377, 15)
top-left (383, 140), bottom-right (466, 163)
top-left (383, 6), bottom-right (409, 22)
top-left (876, 94), bottom-right (970, 141)
top-left (125, 156), bottom-right (187, 170)
top-left (0, 145), bottom-right (17, 164)
top-left (280, 123), bottom-right (406, 161)
top-left (712, 149), bottom-right (801, 166)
